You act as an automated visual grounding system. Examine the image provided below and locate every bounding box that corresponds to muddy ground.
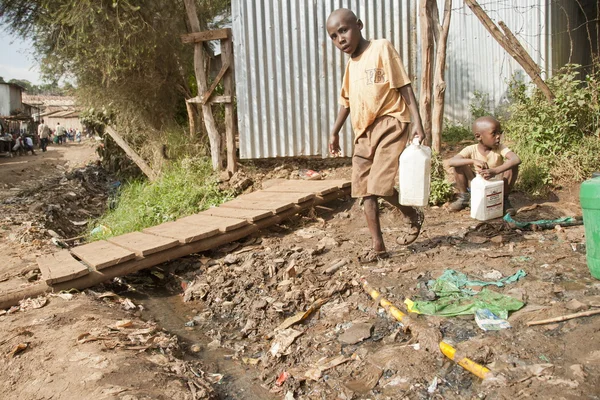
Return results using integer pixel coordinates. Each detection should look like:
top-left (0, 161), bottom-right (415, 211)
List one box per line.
top-left (0, 143), bottom-right (599, 400)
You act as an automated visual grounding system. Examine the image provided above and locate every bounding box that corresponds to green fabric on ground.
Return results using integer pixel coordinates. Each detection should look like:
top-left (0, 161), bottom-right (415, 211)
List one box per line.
top-left (411, 269), bottom-right (526, 318)
top-left (503, 214), bottom-right (582, 230)
top-left (429, 269), bottom-right (526, 296)
top-left (410, 288), bottom-right (524, 318)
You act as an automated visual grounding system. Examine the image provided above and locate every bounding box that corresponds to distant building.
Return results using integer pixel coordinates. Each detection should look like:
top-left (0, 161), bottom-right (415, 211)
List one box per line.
top-left (0, 82), bottom-right (24, 116)
top-left (22, 95), bottom-right (82, 132)
top-left (0, 82), bottom-right (33, 135)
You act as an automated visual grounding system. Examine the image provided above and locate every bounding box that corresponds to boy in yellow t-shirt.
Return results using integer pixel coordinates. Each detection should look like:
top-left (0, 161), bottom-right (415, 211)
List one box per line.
top-left (326, 8), bottom-right (427, 263)
top-left (446, 116), bottom-right (521, 214)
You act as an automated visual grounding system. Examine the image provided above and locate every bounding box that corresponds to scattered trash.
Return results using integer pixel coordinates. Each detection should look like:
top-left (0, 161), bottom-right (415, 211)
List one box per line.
top-left (304, 355), bottom-right (351, 381)
top-left (275, 371), bottom-right (290, 386)
top-left (269, 328), bottom-right (303, 357)
top-left (8, 343), bottom-right (29, 357)
top-left (298, 169), bottom-right (322, 180)
top-left (427, 376), bottom-right (439, 393)
top-left (475, 308), bottom-right (512, 330)
top-left (206, 373), bottom-right (224, 384)
top-left (273, 298), bottom-right (329, 334)
top-left (18, 297), bottom-right (47, 311)
top-left (90, 225), bottom-right (111, 236)
top-left (338, 322), bottom-right (373, 345)
top-left (324, 258), bottom-right (349, 275)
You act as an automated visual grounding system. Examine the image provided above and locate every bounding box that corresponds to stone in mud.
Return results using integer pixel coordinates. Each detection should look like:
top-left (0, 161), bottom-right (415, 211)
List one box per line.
top-left (564, 299), bottom-right (588, 312)
top-left (338, 322), bottom-right (373, 345)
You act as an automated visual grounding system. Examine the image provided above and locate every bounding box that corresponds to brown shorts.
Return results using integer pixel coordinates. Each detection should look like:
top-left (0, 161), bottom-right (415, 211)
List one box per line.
top-left (352, 116), bottom-right (408, 198)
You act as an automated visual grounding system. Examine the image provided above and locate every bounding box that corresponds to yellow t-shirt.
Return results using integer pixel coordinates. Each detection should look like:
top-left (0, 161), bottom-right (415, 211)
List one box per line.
top-left (458, 144), bottom-right (512, 169)
top-left (339, 39), bottom-right (411, 141)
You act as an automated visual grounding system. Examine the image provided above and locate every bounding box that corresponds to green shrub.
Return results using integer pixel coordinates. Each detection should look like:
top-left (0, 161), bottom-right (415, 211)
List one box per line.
top-left (442, 120), bottom-right (472, 145)
top-left (89, 157), bottom-right (232, 240)
top-left (504, 64), bottom-right (600, 196)
top-left (429, 152), bottom-right (454, 206)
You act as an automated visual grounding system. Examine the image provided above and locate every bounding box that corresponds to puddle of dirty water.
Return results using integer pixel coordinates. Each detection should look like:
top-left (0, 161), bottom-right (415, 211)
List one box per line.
top-left (128, 290), bottom-right (278, 400)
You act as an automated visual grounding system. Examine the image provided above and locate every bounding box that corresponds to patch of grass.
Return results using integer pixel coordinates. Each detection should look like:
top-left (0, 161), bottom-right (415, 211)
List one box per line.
top-left (89, 157), bottom-right (232, 240)
top-left (442, 121), bottom-right (472, 145)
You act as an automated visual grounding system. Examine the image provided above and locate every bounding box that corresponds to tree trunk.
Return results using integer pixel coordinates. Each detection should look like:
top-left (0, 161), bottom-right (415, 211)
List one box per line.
top-left (419, 0), bottom-right (434, 146)
top-left (183, 0), bottom-right (223, 170)
top-left (431, 0), bottom-right (452, 153)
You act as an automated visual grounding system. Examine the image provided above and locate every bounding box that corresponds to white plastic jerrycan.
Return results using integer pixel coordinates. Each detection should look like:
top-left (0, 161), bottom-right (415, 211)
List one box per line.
top-left (399, 138), bottom-right (432, 207)
top-left (470, 174), bottom-right (504, 221)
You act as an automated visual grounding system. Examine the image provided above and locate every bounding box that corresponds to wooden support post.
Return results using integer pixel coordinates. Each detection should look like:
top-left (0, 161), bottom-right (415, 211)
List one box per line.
top-left (222, 36), bottom-right (237, 175)
top-left (431, 0), bottom-right (452, 153)
top-left (183, 0), bottom-right (223, 170)
top-left (419, 0), bottom-right (434, 145)
top-left (465, 0), bottom-right (554, 102)
top-left (105, 126), bottom-right (157, 181)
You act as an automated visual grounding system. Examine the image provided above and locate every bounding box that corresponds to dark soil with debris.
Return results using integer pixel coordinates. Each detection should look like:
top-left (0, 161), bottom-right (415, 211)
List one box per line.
top-left (1, 149), bottom-right (599, 400)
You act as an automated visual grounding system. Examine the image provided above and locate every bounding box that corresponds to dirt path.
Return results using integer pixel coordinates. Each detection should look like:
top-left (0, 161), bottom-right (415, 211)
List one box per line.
top-left (0, 141), bottom-right (218, 399)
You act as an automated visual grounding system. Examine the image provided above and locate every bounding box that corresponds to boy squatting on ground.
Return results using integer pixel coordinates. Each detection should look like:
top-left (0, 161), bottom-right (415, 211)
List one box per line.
top-left (445, 116), bottom-right (521, 214)
top-left (326, 8), bottom-right (426, 263)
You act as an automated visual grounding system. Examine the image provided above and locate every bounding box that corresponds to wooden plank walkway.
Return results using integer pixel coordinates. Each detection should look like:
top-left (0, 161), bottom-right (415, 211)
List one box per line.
top-left (31, 179), bottom-right (350, 290)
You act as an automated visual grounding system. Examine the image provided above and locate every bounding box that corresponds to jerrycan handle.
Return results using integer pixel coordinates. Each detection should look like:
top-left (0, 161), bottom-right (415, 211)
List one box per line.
top-left (411, 137), bottom-right (420, 146)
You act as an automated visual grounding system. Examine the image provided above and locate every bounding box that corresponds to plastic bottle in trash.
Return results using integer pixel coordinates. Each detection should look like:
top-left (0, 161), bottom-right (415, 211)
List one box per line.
top-left (470, 174), bottom-right (504, 221)
top-left (399, 138), bottom-right (431, 207)
top-left (580, 173), bottom-right (600, 279)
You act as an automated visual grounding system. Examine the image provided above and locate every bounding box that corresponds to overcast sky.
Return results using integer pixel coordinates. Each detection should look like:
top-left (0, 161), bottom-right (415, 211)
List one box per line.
top-left (0, 28), bottom-right (42, 84)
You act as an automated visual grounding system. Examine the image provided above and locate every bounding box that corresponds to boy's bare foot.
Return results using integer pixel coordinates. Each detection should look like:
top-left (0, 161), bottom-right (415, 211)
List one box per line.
top-left (358, 248), bottom-right (389, 264)
top-left (396, 207), bottom-right (424, 245)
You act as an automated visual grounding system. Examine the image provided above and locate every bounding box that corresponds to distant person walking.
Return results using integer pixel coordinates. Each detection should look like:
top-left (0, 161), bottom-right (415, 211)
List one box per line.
top-left (55, 122), bottom-right (66, 144)
top-left (38, 119), bottom-right (50, 152)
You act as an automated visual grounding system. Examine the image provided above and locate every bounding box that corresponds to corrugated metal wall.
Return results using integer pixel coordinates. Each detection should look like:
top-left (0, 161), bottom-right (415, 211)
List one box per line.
top-left (232, 0), bottom-right (417, 159)
top-left (443, 0), bottom-right (550, 121)
top-left (233, 0), bottom-right (560, 159)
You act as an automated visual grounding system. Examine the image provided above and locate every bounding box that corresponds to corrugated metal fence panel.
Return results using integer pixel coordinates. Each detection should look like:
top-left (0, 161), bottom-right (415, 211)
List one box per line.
top-left (233, 0), bottom-right (416, 159)
top-left (443, 0), bottom-right (550, 121)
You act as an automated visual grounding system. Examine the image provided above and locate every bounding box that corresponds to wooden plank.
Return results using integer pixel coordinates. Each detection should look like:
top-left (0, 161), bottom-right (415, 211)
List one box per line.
top-left (143, 221), bottom-right (220, 244)
top-left (105, 127), bottom-right (157, 181)
top-left (71, 241), bottom-right (136, 270)
top-left (263, 179), bottom-right (350, 195)
top-left (201, 61), bottom-right (230, 104)
top-left (187, 95), bottom-right (232, 104)
top-left (219, 197), bottom-right (295, 213)
top-left (37, 250), bottom-right (89, 284)
top-left (107, 232), bottom-right (179, 257)
top-left (181, 28), bottom-right (231, 44)
top-left (242, 190), bottom-right (316, 204)
top-left (178, 214), bottom-right (248, 232)
top-left (201, 207), bottom-right (273, 222)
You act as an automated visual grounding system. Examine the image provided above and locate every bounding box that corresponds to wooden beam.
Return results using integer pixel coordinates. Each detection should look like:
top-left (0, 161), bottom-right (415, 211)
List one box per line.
top-left (105, 126), bottom-right (157, 181)
top-left (201, 61), bottom-right (230, 104)
top-left (419, 0), bottom-right (434, 146)
top-left (222, 36), bottom-right (237, 174)
top-left (431, 0), bottom-right (452, 153)
top-left (187, 95), bottom-right (232, 104)
top-left (181, 28), bottom-right (231, 44)
top-left (184, 0), bottom-right (223, 170)
top-left (464, 0), bottom-right (554, 102)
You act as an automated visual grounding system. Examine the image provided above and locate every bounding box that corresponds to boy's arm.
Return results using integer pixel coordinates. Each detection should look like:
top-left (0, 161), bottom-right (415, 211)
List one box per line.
top-left (447, 154), bottom-right (488, 170)
top-left (481, 151), bottom-right (521, 178)
top-left (398, 84), bottom-right (426, 143)
top-left (329, 106), bottom-right (350, 155)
